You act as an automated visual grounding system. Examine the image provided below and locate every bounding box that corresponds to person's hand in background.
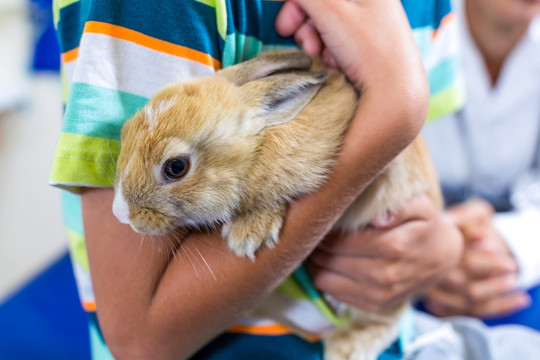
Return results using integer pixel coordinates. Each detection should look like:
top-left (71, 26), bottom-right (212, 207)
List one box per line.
top-left (308, 194), bottom-right (463, 312)
top-left (424, 199), bottom-right (531, 318)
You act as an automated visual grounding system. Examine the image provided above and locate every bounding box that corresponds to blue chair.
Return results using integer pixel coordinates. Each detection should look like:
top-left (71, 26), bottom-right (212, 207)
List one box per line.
top-left (483, 285), bottom-right (540, 330)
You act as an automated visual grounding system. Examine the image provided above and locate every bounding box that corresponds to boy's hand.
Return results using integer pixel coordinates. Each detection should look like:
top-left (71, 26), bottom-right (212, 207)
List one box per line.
top-left (308, 194), bottom-right (463, 312)
top-left (276, 0), bottom-right (426, 94)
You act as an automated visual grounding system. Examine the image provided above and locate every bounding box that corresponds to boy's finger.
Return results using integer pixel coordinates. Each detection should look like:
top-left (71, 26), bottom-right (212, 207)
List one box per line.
top-left (446, 198), bottom-right (494, 226)
top-left (424, 287), bottom-right (468, 313)
top-left (424, 299), bottom-right (465, 317)
top-left (318, 228), bottom-right (408, 259)
top-left (369, 194), bottom-right (435, 230)
top-left (437, 268), bottom-right (467, 292)
top-left (275, 1), bottom-right (308, 37)
top-left (293, 21), bottom-right (323, 55)
top-left (309, 247), bottom-right (404, 288)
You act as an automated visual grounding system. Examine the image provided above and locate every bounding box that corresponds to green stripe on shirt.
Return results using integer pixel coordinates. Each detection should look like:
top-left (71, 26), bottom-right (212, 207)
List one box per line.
top-left (428, 56), bottom-right (460, 95)
top-left (50, 133), bottom-right (121, 190)
top-left (427, 75), bottom-right (465, 122)
top-left (53, 0), bottom-right (79, 26)
top-left (222, 32), bottom-right (264, 67)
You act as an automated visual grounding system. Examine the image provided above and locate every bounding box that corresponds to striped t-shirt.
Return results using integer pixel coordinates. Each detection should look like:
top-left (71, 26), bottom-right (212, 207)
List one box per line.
top-left (50, 1), bottom-right (463, 359)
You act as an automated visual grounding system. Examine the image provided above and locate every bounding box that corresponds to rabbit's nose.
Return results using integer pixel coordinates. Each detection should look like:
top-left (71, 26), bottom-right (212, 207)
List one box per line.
top-left (113, 184), bottom-right (131, 224)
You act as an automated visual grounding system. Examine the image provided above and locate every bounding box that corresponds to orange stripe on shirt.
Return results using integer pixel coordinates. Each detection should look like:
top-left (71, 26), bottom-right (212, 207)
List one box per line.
top-left (228, 324), bottom-right (322, 342)
top-left (83, 21), bottom-right (221, 70)
top-left (432, 12), bottom-right (455, 39)
top-left (82, 300), bottom-right (97, 312)
top-left (61, 47), bottom-right (79, 63)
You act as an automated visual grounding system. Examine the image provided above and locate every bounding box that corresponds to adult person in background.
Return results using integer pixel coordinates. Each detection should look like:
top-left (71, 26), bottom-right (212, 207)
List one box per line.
top-left (422, 0), bottom-right (540, 329)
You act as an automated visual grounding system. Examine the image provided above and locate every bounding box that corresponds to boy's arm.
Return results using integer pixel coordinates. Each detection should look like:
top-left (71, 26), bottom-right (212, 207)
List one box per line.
top-left (85, 1), bottom-right (431, 359)
top-left (276, 0), bottom-right (463, 311)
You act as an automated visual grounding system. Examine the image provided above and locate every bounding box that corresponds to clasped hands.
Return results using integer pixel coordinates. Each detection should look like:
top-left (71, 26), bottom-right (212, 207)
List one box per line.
top-left (423, 199), bottom-right (531, 318)
top-left (312, 196), bottom-right (531, 318)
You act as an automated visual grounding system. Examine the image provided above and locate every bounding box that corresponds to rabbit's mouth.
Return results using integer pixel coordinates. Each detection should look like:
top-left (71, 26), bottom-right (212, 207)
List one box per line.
top-left (113, 182), bottom-right (187, 235)
top-left (129, 207), bottom-right (178, 236)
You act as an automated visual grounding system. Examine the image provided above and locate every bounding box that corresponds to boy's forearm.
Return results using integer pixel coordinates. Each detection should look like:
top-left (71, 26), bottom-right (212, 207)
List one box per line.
top-left (83, 188), bottom-right (335, 360)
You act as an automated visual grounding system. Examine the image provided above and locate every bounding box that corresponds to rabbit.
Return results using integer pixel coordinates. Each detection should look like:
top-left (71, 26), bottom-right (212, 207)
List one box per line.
top-left (113, 50), bottom-right (442, 360)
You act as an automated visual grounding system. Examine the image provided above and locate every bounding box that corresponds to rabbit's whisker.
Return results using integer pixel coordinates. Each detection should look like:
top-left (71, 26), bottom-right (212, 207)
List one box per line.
top-left (192, 234), bottom-right (225, 256)
top-left (193, 245), bottom-right (217, 281)
top-left (164, 236), bottom-right (176, 260)
top-left (184, 243), bottom-right (207, 278)
top-left (178, 242), bottom-right (199, 277)
top-left (136, 233), bottom-right (145, 258)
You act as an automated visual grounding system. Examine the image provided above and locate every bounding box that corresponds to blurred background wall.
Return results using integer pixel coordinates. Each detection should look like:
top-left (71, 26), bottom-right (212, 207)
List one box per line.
top-left (0, 0), bottom-right (66, 304)
top-left (0, 0), bottom-right (90, 358)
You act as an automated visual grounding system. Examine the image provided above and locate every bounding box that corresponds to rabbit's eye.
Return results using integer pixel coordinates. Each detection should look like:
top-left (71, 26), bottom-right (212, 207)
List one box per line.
top-left (163, 157), bottom-right (190, 182)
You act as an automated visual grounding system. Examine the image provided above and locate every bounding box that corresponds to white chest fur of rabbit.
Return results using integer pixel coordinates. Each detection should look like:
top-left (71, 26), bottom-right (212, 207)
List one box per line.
top-left (113, 50), bottom-right (442, 360)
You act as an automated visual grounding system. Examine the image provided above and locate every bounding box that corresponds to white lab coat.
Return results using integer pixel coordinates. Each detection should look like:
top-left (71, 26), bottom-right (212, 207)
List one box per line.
top-left (422, 0), bottom-right (540, 288)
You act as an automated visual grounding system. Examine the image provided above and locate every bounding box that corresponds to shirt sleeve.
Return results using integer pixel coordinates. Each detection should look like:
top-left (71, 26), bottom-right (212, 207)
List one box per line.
top-left (494, 209), bottom-right (540, 289)
top-left (421, 1), bottom-right (465, 122)
top-left (49, 0), bottom-right (222, 192)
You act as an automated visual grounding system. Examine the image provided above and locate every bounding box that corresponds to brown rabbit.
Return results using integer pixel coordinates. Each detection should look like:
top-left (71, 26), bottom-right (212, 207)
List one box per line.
top-left (113, 50), bottom-right (442, 360)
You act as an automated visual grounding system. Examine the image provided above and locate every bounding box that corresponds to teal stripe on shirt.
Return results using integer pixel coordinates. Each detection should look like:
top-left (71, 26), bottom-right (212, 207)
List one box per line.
top-left (428, 56), bottom-right (460, 95)
top-left (62, 190), bottom-right (84, 235)
top-left (62, 83), bottom-right (149, 140)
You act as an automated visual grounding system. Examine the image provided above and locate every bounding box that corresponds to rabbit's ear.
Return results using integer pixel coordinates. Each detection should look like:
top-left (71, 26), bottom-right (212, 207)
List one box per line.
top-left (241, 70), bottom-right (328, 130)
top-left (218, 51), bottom-right (312, 86)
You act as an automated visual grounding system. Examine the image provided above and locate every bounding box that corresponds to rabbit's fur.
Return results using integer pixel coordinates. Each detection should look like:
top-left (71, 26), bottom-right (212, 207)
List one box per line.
top-left (113, 50), bottom-right (442, 360)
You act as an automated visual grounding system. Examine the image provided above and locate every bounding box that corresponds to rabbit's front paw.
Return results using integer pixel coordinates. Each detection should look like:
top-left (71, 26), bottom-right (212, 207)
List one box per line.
top-left (325, 331), bottom-right (378, 360)
top-left (223, 209), bottom-right (284, 259)
top-left (324, 314), bottom-right (402, 360)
